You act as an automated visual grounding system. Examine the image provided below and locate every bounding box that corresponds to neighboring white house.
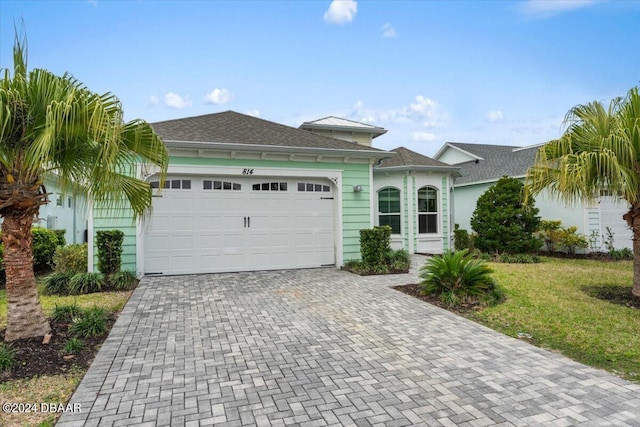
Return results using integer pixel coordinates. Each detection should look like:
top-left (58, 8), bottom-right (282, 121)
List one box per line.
top-left (434, 142), bottom-right (632, 251)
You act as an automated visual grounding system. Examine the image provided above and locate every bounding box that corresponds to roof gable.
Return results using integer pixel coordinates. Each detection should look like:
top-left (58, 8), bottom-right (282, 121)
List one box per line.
top-left (299, 116), bottom-right (387, 137)
top-left (376, 146), bottom-right (452, 168)
top-left (151, 111), bottom-right (387, 153)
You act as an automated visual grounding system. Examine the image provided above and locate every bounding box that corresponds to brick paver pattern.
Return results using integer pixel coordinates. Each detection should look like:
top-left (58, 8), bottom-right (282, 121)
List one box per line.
top-left (57, 259), bottom-right (640, 426)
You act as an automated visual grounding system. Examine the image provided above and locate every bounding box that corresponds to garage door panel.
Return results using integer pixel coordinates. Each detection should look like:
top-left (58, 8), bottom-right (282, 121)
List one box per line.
top-left (144, 176), bottom-right (335, 275)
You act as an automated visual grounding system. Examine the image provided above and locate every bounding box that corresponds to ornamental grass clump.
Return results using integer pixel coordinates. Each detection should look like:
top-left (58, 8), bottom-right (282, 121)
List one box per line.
top-left (420, 249), bottom-right (504, 307)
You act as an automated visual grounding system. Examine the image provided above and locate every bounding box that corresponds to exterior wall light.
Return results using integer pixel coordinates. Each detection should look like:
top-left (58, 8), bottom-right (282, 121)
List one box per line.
top-left (353, 185), bottom-right (363, 192)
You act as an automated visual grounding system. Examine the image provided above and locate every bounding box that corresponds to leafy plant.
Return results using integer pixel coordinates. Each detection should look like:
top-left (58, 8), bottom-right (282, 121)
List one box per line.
top-left (32, 227), bottom-right (64, 272)
top-left (453, 224), bottom-right (471, 251)
top-left (0, 343), bottom-right (16, 371)
top-left (360, 226), bottom-right (392, 266)
top-left (589, 230), bottom-right (601, 252)
top-left (53, 243), bottom-right (88, 274)
top-left (537, 220), bottom-right (562, 253)
top-left (69, 307), bottom-right (108, 338)
top-left (53, 229), bottom-right (67, 247)
top-left (605, 227), bottom-right (616, 252)
top-left (471, 177), bottom-right (542, 254)
top-left (42, 271), bottom-right (75, 295)
top-left (96, 230), bottom-right (125, 275)
top-left (420, 249), bottom-right (497, 299)
top-left (61, 338), bottom-right (84, 355)
top-left (497, 253), bottom-right (541, 264)
top-left (50, 303), bottom-right (84, 323)
top-left (68, 272), bottom-right (105, 295)
top-left (557, 226), bottom-right (589, 255)
top-left (109, 270), bottom-right (139, 291)
top-left (609, 247), bottom-right (633, 260)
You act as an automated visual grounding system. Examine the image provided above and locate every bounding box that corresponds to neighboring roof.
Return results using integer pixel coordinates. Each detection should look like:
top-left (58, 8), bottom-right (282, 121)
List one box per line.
top-left (299, 116), bottom-right (387, 138)
top-left (442, 142), bottom-right (542, 185)
top-left (151, 111), bottom-right (389, 156)
top-left (376, 146), bottom-right (457, 170)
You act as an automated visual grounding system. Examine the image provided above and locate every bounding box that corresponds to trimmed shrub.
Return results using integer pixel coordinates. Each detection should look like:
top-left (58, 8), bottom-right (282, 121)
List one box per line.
top-left (96, 230), bottom-right (124, 275)
top-left (53, 243), bottom-right (88, 274)
top-left (471, 177), bottom-right (542, 254)
top-left (360, 226), bottom-right (392, 267)
top-left (497, 253), bottom-right (541, 264)
top-left (42, 271), bottom-right (75, 295)
top-left (537, 220), bottom-right (562, 253)
top-left (420, 249), bottom-right (502, 305)
top-left (453, 224), bottom-right (471, 251)
top-left (109, 270), bottom-right (139, 291)
top-left (50, 303), bottom-right (83, 323)
top-left (53, 229), bottom-right (66, 247)
top-left (32, 227), bottom-right (63, 271)
top-left (69, 307), bottom-right (108, 338)
top-left (68, 272), bottom-right (105, 295)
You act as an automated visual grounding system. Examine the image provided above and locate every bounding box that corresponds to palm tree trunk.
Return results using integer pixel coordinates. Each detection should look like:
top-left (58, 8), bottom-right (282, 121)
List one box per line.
top-left (3, 212), bottom-right (50, 342)
top-left (634, 210), bottom-right (640, 298)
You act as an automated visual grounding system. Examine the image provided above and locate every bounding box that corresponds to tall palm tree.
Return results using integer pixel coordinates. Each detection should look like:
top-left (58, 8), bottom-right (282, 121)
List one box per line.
top-left (1, 34), bottom-right (168, 341)
top-left (527, 86), bottom-right (640, 297)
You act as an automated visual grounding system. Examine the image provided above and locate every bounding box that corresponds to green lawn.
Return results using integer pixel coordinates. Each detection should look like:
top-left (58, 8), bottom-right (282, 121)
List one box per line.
top-left (472, 257), bottom-right (640, 381)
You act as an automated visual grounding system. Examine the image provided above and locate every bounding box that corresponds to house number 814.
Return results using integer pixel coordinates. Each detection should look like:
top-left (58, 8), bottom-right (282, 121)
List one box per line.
top-left (242, 168), bottom-right (254, 175)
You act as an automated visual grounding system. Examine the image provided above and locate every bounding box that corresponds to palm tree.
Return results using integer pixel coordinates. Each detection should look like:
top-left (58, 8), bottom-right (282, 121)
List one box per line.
top-left (1, 34), bottom-right (168, 341)
top-left (527, 86), bottom-right (640, 297)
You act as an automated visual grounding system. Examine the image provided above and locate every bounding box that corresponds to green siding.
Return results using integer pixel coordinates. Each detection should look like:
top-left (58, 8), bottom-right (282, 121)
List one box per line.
top-left (441, 176), bottom-right (449, 251)
top-left (92, 206), bottom-right (137, 272)
top-left (403, 176), bottom-right (409, 251)
top-left (92, 156), bottom-right (372, 270)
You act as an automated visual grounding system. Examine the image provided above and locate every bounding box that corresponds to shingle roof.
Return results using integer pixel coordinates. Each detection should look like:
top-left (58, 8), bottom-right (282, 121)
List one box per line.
top-left (151, 111), bottom-right (386, 153)
top-left (376, 146), bottom-right (453, 169)
top-left (444, 142), bottom-right (542, 185)
top-left (299, 116), bottom-right (387, 137)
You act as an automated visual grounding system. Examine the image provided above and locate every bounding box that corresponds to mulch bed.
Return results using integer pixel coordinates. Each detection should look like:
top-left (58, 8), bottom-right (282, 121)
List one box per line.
top-left (582, 285), bottom-right (640, 309)
top-left (0, 318), bottom-right (115, 382)
top-left (393, 283), bottom-right (485, 315)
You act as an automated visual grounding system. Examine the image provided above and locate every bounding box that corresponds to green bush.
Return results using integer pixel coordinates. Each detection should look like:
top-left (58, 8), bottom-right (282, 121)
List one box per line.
top-left (497, 253), bottom-right (541, 264)
top-left (68, 272), bottom-right (105, 295)
top-left (50, 303), bottom-right (83, 323)
top-left (61, 338), bottom-right (84, 355)
top-left (420, 249), bottom-right (499, 302)
top-left (32, 227), bottom-right (64, 272)
top-left (0, 343), bottom-right (16, 371)
top-left (453, 224), bottom-right (471, 251)
top-left (69, 307), bottom-right (108, 338)
top-left (109, 270), bottom-right (139, 291)
top-left (53, 229), bottom-right (66, 247)
top-left (609, 247), bottom-right (633, 260)
top-left (360, 226), bottom-right (392, 267)
top-left (42, 271), bottom-right (75, 295)
top-left (471, 177), bottom-right (542, 254)
top-left (537, 220), bottom-right (562, 253)
top-left (96, 230), bottom-right (124, 275)
top-left (557, 226), bottom-right (589, 255)
top-left (53, 243), bottom-right (88, 274)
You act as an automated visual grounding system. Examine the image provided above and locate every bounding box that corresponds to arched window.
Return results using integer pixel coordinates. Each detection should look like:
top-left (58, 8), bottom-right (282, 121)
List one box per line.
top-left (378, 187), bottom-right (401, 234)
top-left (418, 186), bottom-right (438, 234)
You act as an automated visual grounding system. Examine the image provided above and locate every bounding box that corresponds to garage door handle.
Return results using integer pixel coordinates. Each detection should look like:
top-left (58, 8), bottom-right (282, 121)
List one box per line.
top-left (244, 217), bottom-right (247, 227)
top-left (247, 217), bottom-right (250, 228)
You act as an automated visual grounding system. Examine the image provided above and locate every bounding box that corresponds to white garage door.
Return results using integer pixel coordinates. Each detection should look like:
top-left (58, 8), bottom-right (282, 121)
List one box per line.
top-left (143, 176), bottom-right (335, 275)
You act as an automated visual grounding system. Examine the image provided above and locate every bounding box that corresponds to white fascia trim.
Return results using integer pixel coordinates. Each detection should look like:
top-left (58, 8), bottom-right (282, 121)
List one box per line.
top-left (374, 165), bottom-right (461, 175)
top-left (163, 140), bottom-right (391, 159)
top-left (454, 175), bottom-right (525, 188)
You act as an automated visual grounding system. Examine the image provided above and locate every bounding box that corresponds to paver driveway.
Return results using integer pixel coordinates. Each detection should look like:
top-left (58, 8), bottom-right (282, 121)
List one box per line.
top-left (58, 263), bottom-right (640, 426)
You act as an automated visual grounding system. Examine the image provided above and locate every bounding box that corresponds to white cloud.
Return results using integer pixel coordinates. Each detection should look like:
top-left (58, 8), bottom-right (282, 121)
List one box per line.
top-left (205, 88), bottom-right (233, 105)
top-left (245, 109), bottom-right (261, 118)
top-left (324, 0), bottom-right (357, 24)
top-left (348, 95), bottom-right (447, 129)
top-left (149, 95), bottom-right (159, 107)
top-left (518, 0), bottom-right (599, 17)
top-left (164, 92), bottom-right (192, 109)
top-left (87, 0), bottom-right (98, 6)
top-left (381, 23), bottom-right (396, 38)
top-left (411, 132), bottom-right (436, 142)
top-left (486, 110), bottom-right (504, 122)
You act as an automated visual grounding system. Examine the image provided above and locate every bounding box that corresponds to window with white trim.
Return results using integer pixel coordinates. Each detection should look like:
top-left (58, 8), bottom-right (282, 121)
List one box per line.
top-left (418, 186), bottom-right (438, 233)
top-left (378, 187), bottom-right (401, 234)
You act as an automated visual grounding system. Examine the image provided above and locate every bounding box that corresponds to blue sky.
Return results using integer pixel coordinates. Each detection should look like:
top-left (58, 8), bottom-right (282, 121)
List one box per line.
top-left (1, 0), bottom-right (639, 156)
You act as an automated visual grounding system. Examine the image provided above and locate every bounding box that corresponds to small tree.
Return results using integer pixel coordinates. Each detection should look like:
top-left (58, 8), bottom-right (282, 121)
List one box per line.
top-left (538, 220), bottom-right (562, 252)
top-left (471, 176), bottom-right (542, 254)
